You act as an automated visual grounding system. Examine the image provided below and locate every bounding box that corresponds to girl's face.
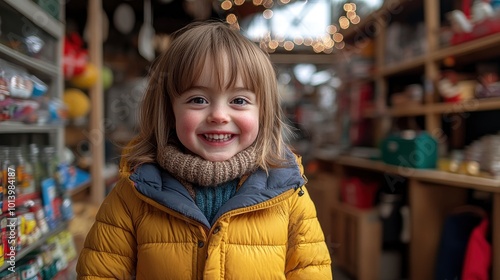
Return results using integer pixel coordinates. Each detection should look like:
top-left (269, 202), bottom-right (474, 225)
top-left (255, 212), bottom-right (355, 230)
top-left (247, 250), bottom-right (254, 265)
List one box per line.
top-left (173, 57), bottom-right (259, 162)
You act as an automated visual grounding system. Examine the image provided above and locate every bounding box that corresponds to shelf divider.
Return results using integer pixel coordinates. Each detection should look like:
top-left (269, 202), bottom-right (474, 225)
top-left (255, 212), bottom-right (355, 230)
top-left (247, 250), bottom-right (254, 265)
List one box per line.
top-left (0, 45), bottom-right (58, 78)
top-left (3, 0), bottom-right (64, 39)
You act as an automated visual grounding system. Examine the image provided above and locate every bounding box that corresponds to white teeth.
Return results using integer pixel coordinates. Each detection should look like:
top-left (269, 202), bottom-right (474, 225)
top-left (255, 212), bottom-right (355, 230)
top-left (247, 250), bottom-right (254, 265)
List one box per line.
top-left (204, 134), bottom-right (232, 141)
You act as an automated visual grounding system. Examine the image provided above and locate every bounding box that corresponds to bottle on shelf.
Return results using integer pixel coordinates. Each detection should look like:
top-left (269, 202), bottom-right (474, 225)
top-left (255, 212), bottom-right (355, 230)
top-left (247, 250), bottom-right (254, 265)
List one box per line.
top-left (29, 144), bottom-right (43, 193)
top-left (14, 147), bottom-right (36, 195)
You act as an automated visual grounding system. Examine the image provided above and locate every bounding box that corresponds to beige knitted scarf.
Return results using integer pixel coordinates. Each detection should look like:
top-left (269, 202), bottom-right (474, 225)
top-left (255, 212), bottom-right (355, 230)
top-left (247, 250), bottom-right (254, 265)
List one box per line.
top-left (157, 144), bottom-right (257, 197)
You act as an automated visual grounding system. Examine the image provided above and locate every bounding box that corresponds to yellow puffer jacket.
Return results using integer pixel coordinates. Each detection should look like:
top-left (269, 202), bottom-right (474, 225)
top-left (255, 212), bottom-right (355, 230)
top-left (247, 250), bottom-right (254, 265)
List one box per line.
top-left (76, 153), bottom-right (332, 279)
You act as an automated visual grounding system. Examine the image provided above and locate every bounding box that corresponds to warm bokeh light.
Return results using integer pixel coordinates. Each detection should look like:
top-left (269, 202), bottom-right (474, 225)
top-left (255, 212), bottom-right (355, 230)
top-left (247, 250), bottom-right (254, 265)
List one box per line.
top-left (325, 39), bottom-right (334, 49)
top-left (326, 25), bottom-right (338, 34)
top-left (293, 36), bottom-right (304, 45)
top-left (351, 15), bottom-right (361, 24)
top-left (313, 43), bottom-right (325, 53)
top-left (226, 13), bottom-right (237, 24)
top-left (344, 3), bottom-right (356, 11)
top-left (234, 0), bottom-right (245, 5)
top-left (221, 0), bottom-right (233, 10)
top-left (339, 16), bottom-right (350, 29)
top-left (323, 47), bottom-right (333, 54)
top-left (332, 33), bottom-right (343, 42)
top-left (263, 9), bottom-right (274, 19)
top-left (247, 0), bottom-right (366, 53)
top-left (268, 40), bottom-right (279, 49)
top-left (263, 0), bottom-right (274, 8)
top-left (335, 41), bottom-right (345, 49)
top-left (303, 37), bottom-right (313, 46)
top-left (284, 41), bottom-right (294, 51)
top-left (321, 34), bottom-right (331, 43)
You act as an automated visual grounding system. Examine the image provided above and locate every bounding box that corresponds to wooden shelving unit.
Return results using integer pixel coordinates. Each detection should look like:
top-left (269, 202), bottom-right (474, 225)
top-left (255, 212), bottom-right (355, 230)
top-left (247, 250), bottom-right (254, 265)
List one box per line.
top-left (322, 0), bottom-right (500, 279)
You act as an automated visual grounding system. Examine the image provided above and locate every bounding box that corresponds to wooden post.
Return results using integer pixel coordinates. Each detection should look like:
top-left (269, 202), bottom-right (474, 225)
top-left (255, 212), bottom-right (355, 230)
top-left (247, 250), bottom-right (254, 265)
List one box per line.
top-left (423, 0), bottom-right (441, 133)
top-left (409, 179), bottom-right (467, 279)
top-left (87, 0), bottom-right (105, 205)
top-left (493, 193), bottom-right (500, 279)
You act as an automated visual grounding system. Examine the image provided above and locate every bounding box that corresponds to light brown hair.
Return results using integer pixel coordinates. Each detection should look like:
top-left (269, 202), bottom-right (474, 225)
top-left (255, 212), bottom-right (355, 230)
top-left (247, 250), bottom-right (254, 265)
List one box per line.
top-left (123, 21), bottom-right (291, 172)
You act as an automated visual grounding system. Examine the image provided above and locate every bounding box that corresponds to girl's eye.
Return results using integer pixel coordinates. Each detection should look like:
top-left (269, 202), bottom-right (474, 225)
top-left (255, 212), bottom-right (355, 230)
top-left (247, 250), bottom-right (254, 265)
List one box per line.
top-left (231, 98), bottom-right (248, 105)
top-left (188, 97), bottom-right (208, 104)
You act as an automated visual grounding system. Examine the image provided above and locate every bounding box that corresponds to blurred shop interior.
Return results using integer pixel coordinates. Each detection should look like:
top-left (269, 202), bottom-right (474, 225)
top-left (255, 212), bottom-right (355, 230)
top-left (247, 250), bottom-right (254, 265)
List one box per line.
top-left (2, 0), bottom-right (500, 279)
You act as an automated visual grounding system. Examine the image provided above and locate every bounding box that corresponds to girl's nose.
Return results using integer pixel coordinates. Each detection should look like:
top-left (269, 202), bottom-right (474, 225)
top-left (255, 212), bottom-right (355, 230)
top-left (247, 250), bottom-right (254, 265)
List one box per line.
top-left (207, 105), bottom-right (230, 124)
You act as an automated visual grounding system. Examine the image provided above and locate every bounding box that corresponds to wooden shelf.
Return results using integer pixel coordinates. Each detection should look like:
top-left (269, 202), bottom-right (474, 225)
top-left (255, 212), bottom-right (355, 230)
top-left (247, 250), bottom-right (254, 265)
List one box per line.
top-left (0, 122), bottom-right (63, 133)
top-left (0, 44), bottom-right (59, 78)
top-left (433, 33), bottom-right (500, 61)
top-left (65, 168), bottom-right (119, 198)
top-left (388, 104), bottom-right (429, 117)
top-left (66, 180), bottom-right (91, 197)
top-left (375, 97), bottom-right (500, 117)
top-left (429, 97), bottom-right (500, 114)
top-left (378, 55), bottom-right (426, 77)
top-left (335, 155), bottom-right (500, 192)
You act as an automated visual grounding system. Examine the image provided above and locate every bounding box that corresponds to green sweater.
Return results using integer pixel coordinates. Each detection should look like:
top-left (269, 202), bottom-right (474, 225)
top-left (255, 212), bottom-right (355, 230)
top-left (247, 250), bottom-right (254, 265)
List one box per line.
top-left (194, 179), bottom-right (238, 224)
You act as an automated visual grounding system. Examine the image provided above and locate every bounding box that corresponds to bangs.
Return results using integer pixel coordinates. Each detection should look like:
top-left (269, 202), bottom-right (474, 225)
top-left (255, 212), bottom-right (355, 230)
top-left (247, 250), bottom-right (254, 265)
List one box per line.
top-left (165, 24), bottom-right (270, 98)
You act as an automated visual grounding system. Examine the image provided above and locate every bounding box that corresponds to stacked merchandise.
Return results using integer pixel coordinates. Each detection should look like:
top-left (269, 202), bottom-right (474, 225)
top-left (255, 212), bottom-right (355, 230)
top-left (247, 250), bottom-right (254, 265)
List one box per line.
top-left (0, 230), bottom-right (77, 280)
top-left (0, 59), bottom-right (67, 124)
top-left (0, 143), bottom-right (80, 279)
top-left (439, 133), bottom-right (500, 178)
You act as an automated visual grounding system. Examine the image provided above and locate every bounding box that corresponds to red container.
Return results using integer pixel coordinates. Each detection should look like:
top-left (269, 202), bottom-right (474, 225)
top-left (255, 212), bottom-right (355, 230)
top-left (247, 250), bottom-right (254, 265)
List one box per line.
top-left (451, 17), bottom-right (500, 45)
top-left (341, 177), bottom-right (378, 209)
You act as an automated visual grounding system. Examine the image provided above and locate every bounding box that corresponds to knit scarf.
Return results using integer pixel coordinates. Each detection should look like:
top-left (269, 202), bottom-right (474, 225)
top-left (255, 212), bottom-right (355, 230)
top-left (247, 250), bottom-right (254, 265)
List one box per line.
top-left (157, 144), bottom-right (257, 198)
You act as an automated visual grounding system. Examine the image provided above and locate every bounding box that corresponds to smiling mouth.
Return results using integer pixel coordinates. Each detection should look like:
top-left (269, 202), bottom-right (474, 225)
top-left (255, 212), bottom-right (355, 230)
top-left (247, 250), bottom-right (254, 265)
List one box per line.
top-left (203, 134), bottom-right (233, 142)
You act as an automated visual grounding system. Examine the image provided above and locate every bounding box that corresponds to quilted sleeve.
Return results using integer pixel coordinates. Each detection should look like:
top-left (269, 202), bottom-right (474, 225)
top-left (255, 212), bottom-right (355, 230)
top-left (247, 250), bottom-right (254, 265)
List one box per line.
top-left (76, 179), bottom-right (138, 280)
top-left (285, 185), bottom-right (333, 279)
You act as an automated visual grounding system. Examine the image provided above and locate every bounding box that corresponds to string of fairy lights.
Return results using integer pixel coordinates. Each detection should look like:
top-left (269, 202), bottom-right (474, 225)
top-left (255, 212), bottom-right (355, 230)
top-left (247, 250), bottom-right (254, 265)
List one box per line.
top-left (220, 1), bottom-right (361, 53)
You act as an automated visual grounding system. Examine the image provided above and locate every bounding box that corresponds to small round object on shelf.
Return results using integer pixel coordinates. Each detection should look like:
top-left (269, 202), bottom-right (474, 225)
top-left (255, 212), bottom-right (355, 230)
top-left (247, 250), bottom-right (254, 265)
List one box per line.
top-left (63, 88), bottom-right (91, 119)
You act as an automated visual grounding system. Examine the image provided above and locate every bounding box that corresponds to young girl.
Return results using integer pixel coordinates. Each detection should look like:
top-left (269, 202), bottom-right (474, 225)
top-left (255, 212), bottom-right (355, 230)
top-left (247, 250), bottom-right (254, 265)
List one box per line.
top-left (76, 21), bottom-right (332, 279)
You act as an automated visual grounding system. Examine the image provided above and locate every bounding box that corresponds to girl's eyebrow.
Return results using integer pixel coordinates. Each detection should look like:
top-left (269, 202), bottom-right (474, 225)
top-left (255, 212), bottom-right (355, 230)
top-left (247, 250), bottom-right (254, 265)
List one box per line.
top-left (233, 87), bottom-right (253, 92)
top-left (186, 85), bottom-right (210, 91)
